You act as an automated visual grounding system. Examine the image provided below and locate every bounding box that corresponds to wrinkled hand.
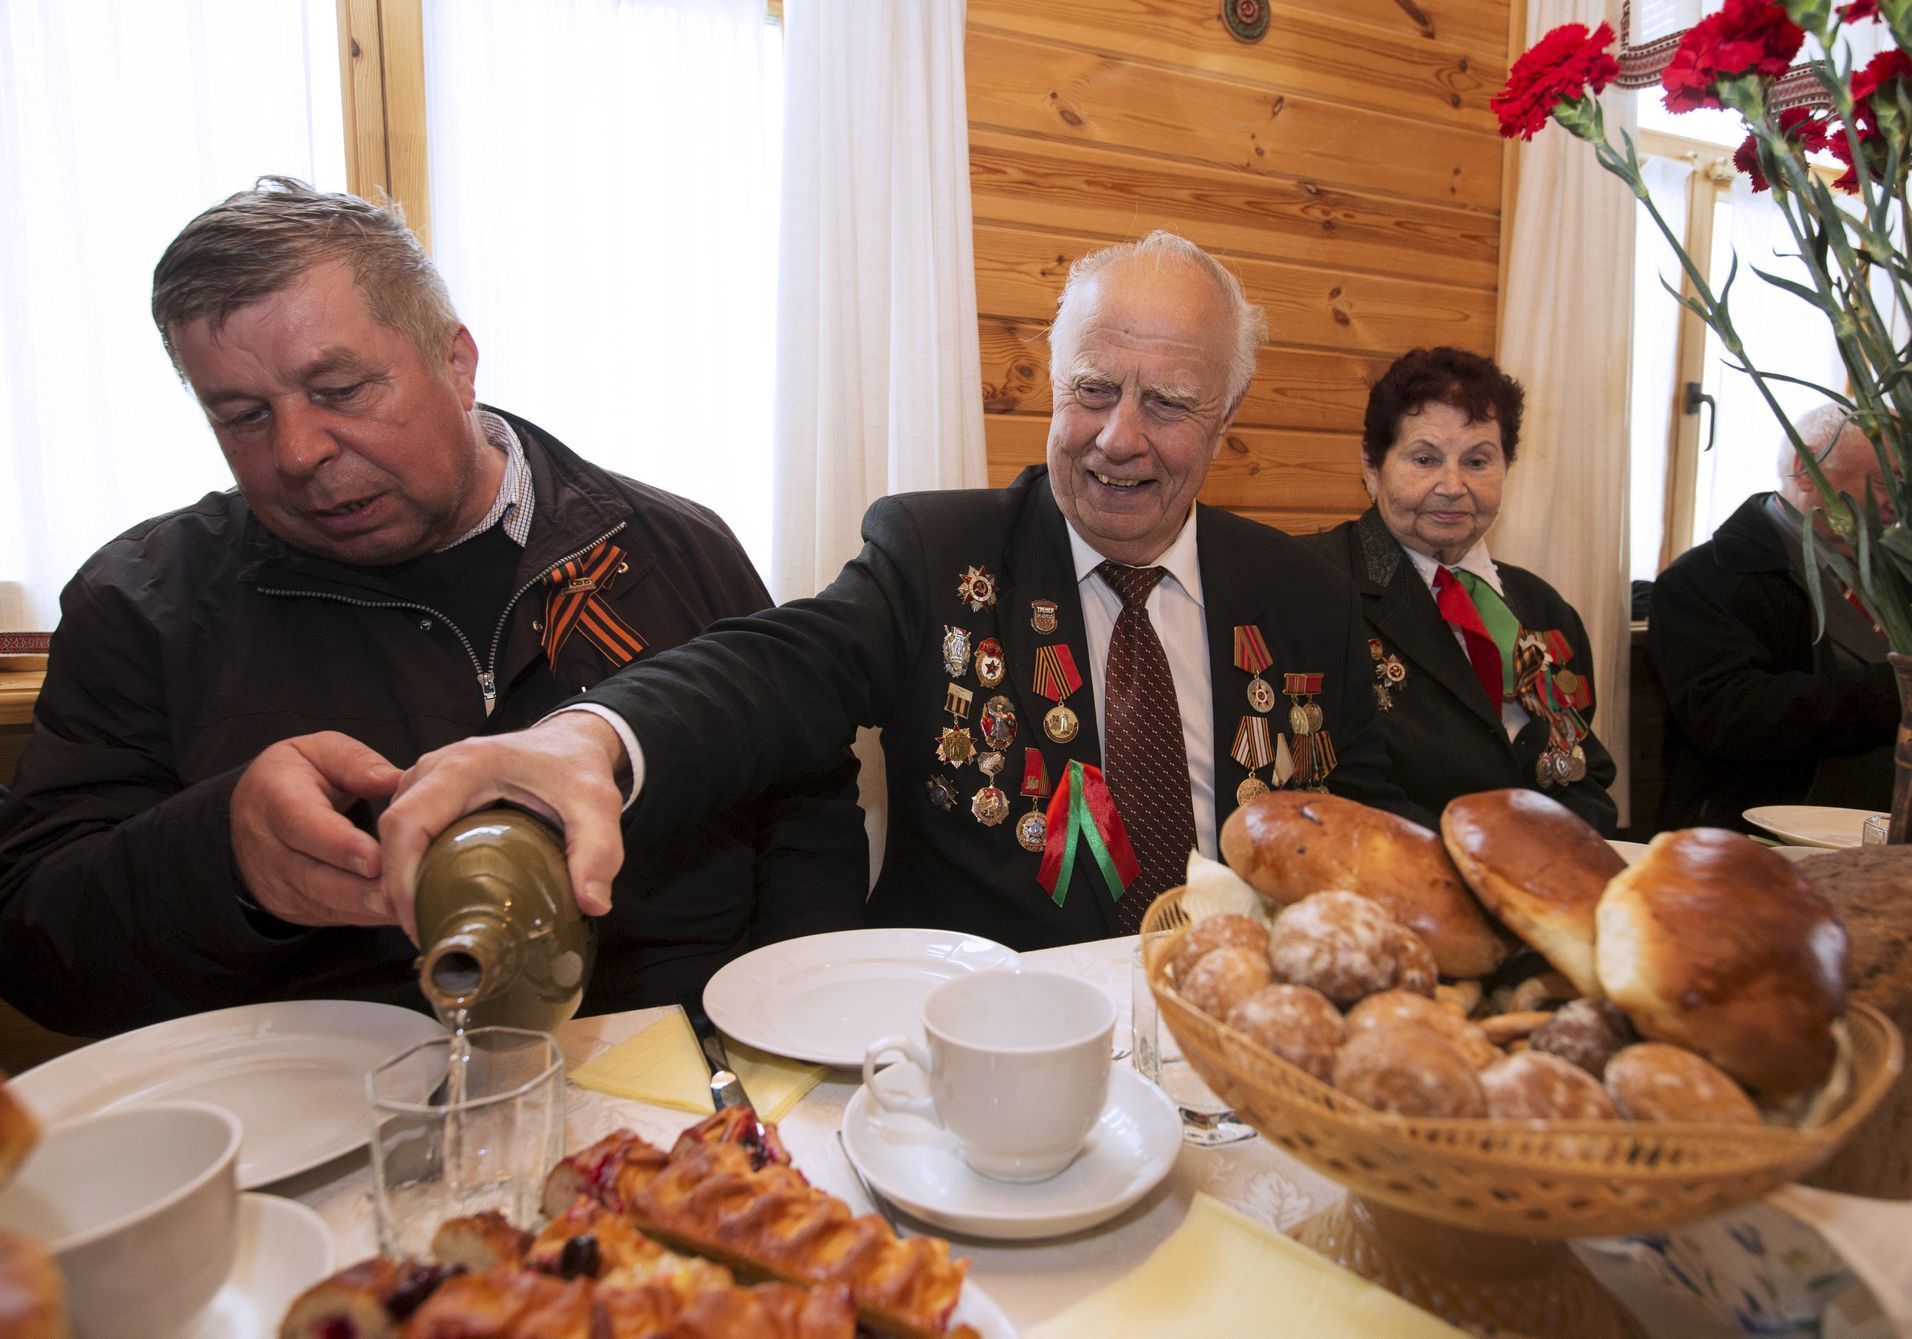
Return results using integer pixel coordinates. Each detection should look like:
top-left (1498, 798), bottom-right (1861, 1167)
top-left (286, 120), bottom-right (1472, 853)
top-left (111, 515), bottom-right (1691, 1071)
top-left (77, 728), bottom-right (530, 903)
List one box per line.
top-left (381, 712), bottom-right (628, 939)
top-left (231, 732), bottom-right (402, 927)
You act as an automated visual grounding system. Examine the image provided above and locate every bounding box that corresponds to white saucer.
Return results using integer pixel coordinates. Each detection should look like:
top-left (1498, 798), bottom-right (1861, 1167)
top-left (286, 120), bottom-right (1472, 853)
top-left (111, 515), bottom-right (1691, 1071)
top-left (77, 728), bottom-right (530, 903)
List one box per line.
top-left (842, 1065), bottom-right (1179, 1241)
top-left (1744, 804), bottom-right (1887, 849)
top-left (177, 1193), bottom-right (335, 1337)
top-left (703, 928), bottom-right (1019, 1067)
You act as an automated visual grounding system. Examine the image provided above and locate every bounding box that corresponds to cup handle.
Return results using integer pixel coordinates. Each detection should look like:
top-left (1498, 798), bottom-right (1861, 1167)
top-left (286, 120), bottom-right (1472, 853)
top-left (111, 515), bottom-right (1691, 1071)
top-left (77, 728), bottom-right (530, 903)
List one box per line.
top-left (863, 1035), bottom-right (937, 1119)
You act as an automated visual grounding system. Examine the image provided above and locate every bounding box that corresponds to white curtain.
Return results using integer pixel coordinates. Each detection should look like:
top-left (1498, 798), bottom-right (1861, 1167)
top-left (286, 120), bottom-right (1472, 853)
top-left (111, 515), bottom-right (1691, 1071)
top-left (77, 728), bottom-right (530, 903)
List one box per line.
top-left (0, 0), bottom-right (345, 630)
top-left (421, 0), bottom-right (782, 578)
top-left (1495, 0), bottom-right (1637, 824)
top-left (772, 0), bottom-right (988, 877)
top-left (1629, 155), bottom-right (1693, 581)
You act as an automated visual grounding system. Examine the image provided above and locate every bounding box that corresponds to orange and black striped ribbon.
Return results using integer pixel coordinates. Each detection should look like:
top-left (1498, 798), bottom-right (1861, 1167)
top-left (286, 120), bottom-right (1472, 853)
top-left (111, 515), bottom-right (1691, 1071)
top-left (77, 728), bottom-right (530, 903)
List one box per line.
top-left (542, 542), bottom-right (645, 668)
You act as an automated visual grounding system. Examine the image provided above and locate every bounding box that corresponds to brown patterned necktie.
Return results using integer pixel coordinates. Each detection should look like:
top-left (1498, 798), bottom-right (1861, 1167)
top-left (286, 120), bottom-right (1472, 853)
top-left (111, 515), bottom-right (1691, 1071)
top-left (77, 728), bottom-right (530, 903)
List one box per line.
top-left (1095, 561), bottom-right (1197, 934)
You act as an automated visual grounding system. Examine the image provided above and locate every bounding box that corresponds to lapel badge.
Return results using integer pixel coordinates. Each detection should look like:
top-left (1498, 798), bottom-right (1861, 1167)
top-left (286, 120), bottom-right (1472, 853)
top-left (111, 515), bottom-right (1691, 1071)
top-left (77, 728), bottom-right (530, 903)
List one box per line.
top-left (980, 694), bottom-right (1018, 750)
top-left (1368, 638), bottom-right (1407, 711)
top-left (942, 625), bottom-right (972, 678)
top-left (1032, 645), bottom-right (1084, 743)
top-left (1030, 599), bottom-right (1059, 634)
top-left (957, 565), bottom-right (997, 612)
top-left (937, 726), bottom-right (976, 768)
top-left (971, 750), bottom-right (1010, 826)
top-left (1016, 748), bottom-right (1053, 851)
top-left (974, 636), bottom-right (1006, 687)
top-left (926, 773), bottom-right (958, 812)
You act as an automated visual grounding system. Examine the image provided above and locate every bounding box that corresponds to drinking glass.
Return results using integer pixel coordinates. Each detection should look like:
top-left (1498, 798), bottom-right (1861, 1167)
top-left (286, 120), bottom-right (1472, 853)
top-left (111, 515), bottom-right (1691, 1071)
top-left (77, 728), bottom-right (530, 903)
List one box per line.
top-left (1131, 935), bottom-right (1257, 1146)
top-left (368, 1026), bottom-right (565, 1258)
top-left (1861, 814), bottom-right (1889, 846)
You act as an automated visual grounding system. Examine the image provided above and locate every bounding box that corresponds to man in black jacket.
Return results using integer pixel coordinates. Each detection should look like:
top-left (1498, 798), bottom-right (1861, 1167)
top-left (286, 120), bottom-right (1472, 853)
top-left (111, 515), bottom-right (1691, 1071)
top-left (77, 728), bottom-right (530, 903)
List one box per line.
top-left (0, 178), bottom-right (866, 1036)
top-left (382, 232), bottom-right (1406, 949)
top-left (1649, 406), bottom-right (1899, 830)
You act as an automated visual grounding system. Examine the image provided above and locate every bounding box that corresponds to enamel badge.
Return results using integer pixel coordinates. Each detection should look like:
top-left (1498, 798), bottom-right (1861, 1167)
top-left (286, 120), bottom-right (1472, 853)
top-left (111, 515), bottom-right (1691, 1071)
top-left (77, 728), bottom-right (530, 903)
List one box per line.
top-left (957, 565), bottom-right (997, 612)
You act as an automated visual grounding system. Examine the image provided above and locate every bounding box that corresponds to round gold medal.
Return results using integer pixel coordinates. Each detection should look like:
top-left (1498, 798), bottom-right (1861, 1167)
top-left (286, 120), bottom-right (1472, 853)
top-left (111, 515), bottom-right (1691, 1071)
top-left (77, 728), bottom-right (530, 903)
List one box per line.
top-left (971, 786), bottom-right (1009, 826)
top-left (1303, 702), bottom-right (1324, 732)
top-left (1287, 703), bottom-right (1310, 735)
top-left (1043, 702), bottom-right (1079, 744)
top-left (1246, 677), bottom-right (1275, 713)
top-left (1235, 774), bottom-right (1269, 805)
top-left (1015, 809), bottom-right (1047, 852)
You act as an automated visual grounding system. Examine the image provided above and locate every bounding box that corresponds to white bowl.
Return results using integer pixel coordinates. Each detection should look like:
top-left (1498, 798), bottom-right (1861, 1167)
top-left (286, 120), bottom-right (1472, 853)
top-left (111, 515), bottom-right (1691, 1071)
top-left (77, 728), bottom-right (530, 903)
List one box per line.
top-left (0, 1101), bottom-right (242, 1337)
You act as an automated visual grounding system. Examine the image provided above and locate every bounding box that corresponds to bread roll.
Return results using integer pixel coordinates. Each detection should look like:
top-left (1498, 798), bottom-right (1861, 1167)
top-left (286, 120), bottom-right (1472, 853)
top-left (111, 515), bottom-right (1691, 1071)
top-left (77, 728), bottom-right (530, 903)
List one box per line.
top-left (1480, 1052), bottom-right (1617, 1121)
top-left (1226, 984), bottom-right (1347, 1081)
top-left (1603, 1043), bottom-right (1761, 1125)
top-left (0, 1074), bottom-right (35, 1188)
top-left (1441, 789), bottom-right (1623, 998)
top-left (1179, 945), bottom-right (1273, 1020)
top-left (1530, 999), bottom-right (1635, 1079)
top-left (0, 1233), bottom-right (70, 1339)
top-left (1167, 913), bottom-right (1270, 985)
top-left (1346, 990), bottom-right (1499, 1069)
top-left (1268, 891), bottom-right (1436, 1005)
top-left (1597, 829), bottom-right (1847, 1100)
top-left (1332, 1023), bottom-right (1487, 1117)
top-left (1795, 846), bottom-right (1912, 1197)
top-left (1220, 792), bottom-right (1510, 977)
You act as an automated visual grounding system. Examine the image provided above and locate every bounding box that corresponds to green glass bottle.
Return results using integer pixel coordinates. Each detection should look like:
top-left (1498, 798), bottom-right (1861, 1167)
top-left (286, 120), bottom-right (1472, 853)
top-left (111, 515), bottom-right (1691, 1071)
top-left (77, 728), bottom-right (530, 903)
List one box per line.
top-left (414, 809), bottom-right (596, 1032)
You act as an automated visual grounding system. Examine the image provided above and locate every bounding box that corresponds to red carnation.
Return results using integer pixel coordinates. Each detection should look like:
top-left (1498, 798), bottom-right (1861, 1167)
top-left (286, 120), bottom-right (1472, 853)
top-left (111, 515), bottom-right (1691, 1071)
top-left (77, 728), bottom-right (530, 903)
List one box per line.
top-left (1733, 106), bottom-right (1826, 191)
top-left (1825, 49), bottom-right (1912, 190)
top-left (1839, 0), bottom-right (1880, 18)
top-left (1493, 21), bottom-right (1622, 140)
top-left (1661, 0), bottom-right (1806, 113)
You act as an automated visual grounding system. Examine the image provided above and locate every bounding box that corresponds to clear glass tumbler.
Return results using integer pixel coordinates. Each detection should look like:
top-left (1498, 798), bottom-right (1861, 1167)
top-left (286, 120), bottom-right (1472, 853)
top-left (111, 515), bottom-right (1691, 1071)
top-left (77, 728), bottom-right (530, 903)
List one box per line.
top-left (1131, 935), bottom-right (1257, 1146)
top-left (368, 1025), bottom-right (565, 1258)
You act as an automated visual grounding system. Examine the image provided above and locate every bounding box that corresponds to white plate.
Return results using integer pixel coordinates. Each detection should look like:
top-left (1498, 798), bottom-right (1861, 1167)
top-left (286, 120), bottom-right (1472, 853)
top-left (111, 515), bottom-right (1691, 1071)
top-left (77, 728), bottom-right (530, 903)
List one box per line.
top-left (703, 929), bottom-right (1019, 1067)
top-left (951, 1280), bottom-right (1017, 1339)
top-left (179, 1193), bottom-right (335, 1338)
top-left (843, 1065), bottom-right (1180, 1242)
top-left (1608, 839), bottom-right (1650, 864)
top-left (1743, 805), bottom-right (1888, 849)
top-left (11, 1000), bottom-right (444, 1188)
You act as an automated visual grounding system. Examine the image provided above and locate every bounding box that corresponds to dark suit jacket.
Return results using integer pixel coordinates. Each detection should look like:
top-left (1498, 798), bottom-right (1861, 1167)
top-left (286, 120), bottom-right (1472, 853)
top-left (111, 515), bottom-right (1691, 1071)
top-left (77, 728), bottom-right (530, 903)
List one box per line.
top-left (595, 467), bottom-right (1405, 950)
top-left (1648, 492), bottom-right (1898, 830)
top-left (1302, 509), bottom-right (1619, 835)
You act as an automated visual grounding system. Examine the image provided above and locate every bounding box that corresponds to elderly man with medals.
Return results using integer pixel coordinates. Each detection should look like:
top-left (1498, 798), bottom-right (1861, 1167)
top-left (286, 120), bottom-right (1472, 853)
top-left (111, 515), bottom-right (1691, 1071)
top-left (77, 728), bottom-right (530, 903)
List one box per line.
top-left (1302, 347), bottom-right (1619, 835)
top-left (384, 231), bottom-right (1407, 952)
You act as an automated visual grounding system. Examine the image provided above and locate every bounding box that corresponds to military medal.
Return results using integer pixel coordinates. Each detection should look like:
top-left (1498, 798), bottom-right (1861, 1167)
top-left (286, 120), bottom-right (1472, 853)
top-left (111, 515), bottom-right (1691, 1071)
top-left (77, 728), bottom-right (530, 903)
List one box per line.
top-left (957, 565), bottom-right (997, 613)
top-left (1030, 599), bottom-right (1059, 634)
top-left (1230, 714), bottom-right (1275, 805)
top-left (926, 773), bottom-right (958, 812)
top-left (1233, 625), bottom-right (1276, 713)
top-left (1368, 637), bottom-right (1406, 711)
top-left (1514, 629), bottom-right (1592, 790)
top-left (980, 694), bottom-right (1018, 750)
top-left (974, 637), bottom-right (1006, 688)
top-left (1282, 672), bottom-right (1335, 791)
top-left (1032, 644), bottom-right (1084, 743)
top-left (1015, 748), bottom-right (1052, 852)
top-left (941, 625), bottom-right (972, 678)
top-left (937, 682), bottom-right (976, 767)
top-left (971, 750), bottom-right (1009, 826)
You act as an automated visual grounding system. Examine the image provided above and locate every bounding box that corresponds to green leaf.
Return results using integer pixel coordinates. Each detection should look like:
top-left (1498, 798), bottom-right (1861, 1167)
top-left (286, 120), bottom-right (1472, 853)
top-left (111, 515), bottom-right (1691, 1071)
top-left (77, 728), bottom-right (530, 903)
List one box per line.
top-left (1750, 264), bottom-right (1836, 309)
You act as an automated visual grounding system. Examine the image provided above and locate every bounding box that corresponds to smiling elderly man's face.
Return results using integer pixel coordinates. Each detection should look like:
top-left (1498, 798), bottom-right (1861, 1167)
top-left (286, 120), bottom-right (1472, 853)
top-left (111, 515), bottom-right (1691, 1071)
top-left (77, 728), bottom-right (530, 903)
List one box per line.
top-left (1045, 255), bottom-right (1242, 566)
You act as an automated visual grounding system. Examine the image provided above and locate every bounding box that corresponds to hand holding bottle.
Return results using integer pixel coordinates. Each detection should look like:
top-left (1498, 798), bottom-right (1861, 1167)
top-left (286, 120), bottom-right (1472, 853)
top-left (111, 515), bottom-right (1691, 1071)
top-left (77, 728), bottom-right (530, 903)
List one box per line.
top-left (230, 731), bottom-right (402, 926)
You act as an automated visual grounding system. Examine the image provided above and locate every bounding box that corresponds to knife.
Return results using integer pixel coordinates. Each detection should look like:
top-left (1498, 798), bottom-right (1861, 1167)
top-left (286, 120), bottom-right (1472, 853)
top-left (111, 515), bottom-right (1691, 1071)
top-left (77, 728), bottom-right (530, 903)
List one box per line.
top-left (682, 997), bottom-right (751, 1112)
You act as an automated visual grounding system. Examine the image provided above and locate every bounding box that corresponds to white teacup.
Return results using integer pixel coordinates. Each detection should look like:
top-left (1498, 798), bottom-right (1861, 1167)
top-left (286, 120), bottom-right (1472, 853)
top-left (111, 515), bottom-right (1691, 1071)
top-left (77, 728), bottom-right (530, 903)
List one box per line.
top-left (862, 968), bottom-right (1115, 1182)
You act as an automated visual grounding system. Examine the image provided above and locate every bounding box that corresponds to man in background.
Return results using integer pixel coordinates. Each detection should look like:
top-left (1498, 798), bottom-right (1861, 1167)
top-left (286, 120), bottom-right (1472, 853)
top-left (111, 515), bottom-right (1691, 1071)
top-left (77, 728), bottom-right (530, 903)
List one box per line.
top-left (380, 231), bottom-right (1405, 948)
top-left (0, 177), bottom-right (865, 1037)
top-left (1650, 404), bottom-right (1900, 830)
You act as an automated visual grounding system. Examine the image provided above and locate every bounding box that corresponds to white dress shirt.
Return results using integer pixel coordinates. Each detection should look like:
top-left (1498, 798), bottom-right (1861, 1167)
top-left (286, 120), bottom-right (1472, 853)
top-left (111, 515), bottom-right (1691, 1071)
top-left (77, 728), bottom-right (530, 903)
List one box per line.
top-left (1401, 539), bottom-right (1531, 741)
top-left (1066, 507), bottom-right (1218, 858)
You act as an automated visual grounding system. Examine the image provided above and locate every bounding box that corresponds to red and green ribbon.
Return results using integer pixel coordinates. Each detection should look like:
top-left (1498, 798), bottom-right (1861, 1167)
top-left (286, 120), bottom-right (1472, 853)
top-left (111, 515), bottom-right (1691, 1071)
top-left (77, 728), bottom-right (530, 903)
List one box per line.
top-left (1036, 760), bottom-right (1141, 908)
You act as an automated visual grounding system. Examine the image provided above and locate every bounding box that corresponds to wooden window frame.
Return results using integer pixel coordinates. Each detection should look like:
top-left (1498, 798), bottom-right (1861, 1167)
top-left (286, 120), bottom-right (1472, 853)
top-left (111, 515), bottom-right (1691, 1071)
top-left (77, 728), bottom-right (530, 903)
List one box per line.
top-left (337, 0), bottom-right (432, 251)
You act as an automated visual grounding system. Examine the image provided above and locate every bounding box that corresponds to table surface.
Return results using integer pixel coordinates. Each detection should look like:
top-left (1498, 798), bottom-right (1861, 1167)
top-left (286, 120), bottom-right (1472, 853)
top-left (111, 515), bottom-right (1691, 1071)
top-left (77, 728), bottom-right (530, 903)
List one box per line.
top-left (0, 668), bottom-right (43, 727)
top-left (280, 935), bottom-right (1910, 1337)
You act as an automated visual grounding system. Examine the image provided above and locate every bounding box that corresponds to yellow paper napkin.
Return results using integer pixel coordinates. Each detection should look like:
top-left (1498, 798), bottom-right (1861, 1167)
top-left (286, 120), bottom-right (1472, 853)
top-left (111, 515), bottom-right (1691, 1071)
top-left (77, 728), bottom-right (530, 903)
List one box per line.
top-left (1027, 1194), bottom-right (1467, 1339)
top-left (568, 1009), bottom-right (828, 1123)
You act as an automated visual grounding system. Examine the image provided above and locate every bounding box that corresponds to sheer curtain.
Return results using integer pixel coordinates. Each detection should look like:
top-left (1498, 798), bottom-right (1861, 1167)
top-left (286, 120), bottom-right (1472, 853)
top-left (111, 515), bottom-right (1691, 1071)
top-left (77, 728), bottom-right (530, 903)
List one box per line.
top-left (421, 0), bottom-right (782, 578)
top-left (1496, 0), bottom-right (1637, 823)
top-left (1629, 156), bottom-right (1694, 581)
top-left (0, 0), bottom-right (345, 630)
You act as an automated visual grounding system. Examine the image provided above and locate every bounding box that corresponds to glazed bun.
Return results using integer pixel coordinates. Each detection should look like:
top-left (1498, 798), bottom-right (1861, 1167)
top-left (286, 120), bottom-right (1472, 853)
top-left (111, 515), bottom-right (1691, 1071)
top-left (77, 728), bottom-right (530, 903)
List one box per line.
top-left (1168, 913), bottom-right (1270, 985)
top-left (1226, 984), bottom-right (1347, 1082)
top-left (1221, 792), bottom-right (1510, 978)
top-left (1480, 1052), bottom-right (1618, 1121)
top-left (1604, 1043), bottom-right (1761, 1125)
top-left (0, 1233), bottom-right (69, 1339)
top-left (1346, 990), bottom-right (1499, 1070)
top-left (1441, 789), bottom-right (1623, 998)
top-left (1268, 891), bottom-right (1436, 1005)
top-left (1179, 945), bottom-right (1273, 1020)
top-left (1598, 829), bottom-right (1847, 1100)
top-left (0, 1075), bottom-right (35, 1188)
top-left (1332, 1023), bottom-right (1487, 1118)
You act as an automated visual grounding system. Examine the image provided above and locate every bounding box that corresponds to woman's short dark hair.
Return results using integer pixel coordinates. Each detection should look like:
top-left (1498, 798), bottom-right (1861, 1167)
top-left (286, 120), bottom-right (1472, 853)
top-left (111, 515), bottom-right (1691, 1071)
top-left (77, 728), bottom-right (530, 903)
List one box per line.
top-left (1362, 347), bottom-right (1524, 469)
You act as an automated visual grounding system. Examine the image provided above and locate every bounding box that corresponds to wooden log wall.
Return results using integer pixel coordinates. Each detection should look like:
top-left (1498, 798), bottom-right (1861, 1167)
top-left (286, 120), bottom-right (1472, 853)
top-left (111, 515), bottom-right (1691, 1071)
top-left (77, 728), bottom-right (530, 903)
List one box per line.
top-left (966, 0), bottom-right (1513, 534)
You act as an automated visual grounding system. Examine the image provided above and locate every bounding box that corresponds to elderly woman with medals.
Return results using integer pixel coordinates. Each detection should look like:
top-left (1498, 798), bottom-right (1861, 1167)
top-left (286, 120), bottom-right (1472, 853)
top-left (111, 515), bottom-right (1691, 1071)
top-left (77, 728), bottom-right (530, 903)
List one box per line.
top-left (1302, 347), bottom-right (1619, 835)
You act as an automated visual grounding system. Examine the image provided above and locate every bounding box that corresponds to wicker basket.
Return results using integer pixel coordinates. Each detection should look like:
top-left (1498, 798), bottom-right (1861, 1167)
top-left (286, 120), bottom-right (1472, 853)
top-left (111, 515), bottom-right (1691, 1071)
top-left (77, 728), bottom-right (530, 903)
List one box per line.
top-left (1141, 886), bottom-right (1903, 1240)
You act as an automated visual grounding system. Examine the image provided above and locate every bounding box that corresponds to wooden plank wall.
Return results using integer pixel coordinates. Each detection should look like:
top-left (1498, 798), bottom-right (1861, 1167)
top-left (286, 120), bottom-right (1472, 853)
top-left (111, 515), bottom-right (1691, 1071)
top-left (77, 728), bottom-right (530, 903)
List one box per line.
top-left (966, 0), bottom-right (1512, 535)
